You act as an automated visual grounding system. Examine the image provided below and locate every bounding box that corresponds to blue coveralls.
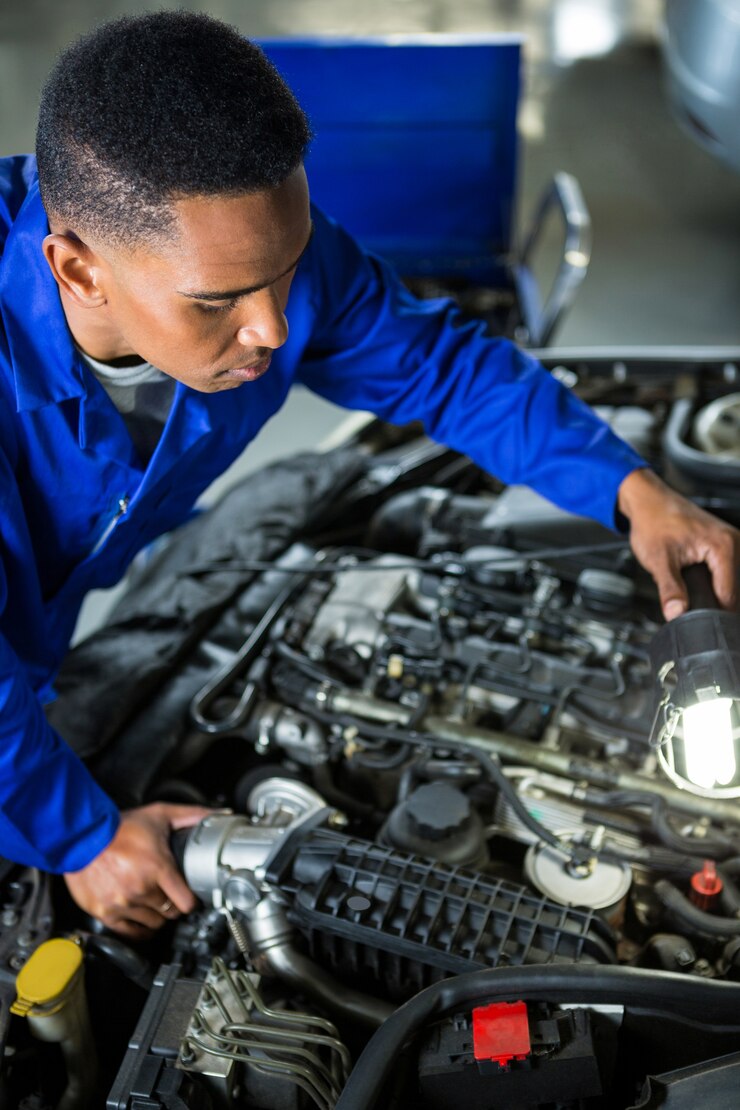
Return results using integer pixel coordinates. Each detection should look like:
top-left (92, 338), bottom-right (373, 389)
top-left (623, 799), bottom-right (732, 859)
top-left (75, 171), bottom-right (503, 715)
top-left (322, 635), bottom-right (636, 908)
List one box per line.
top-left (0, 155), bottom-right (645, 872)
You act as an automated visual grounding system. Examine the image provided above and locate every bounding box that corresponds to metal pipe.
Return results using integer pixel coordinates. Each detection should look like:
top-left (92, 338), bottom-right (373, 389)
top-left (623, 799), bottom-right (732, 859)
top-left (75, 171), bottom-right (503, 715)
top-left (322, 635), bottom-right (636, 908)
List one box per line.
top-left (424, 716), bottom-right (740, 826)
top-left (247, 897), bottom-right (393, 1029)
top-left (256, 943), bottom-right (394, 1029)
top-left (329, 689), bottom-right (413, 726)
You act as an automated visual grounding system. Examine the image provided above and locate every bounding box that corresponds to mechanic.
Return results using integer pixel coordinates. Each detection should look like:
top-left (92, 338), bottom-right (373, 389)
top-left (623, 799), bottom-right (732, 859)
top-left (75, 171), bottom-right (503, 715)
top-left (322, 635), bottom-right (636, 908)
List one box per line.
top-left (1, 12), bottom-right (738, 938)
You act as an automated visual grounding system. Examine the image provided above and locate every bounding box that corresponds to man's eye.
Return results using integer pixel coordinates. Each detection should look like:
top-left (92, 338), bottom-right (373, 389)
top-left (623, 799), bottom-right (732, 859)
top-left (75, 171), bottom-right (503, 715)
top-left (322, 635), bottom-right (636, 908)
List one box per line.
top-left (198, 298), bottom-right (239, 314)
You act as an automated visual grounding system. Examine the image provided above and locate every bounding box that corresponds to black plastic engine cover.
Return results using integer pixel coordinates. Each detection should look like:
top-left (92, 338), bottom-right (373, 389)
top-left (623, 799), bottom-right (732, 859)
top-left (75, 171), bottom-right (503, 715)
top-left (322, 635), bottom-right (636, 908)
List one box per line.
top-left (269, 829), bottom-right (616, 1001)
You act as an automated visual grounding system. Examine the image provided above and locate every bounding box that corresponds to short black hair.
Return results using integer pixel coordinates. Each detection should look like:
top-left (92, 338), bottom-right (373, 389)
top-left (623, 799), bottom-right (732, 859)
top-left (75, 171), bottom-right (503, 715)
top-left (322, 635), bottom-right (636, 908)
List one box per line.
top-left (36, 11), bottom-right (311, 246)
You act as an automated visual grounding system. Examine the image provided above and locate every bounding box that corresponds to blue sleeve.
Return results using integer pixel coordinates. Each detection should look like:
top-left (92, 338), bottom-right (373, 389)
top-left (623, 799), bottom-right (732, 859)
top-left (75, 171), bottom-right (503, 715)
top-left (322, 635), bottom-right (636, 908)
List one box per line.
top-left (296, 209), bottom-right (646, 530)
top-left (0, 560), bottom-right (120, 874)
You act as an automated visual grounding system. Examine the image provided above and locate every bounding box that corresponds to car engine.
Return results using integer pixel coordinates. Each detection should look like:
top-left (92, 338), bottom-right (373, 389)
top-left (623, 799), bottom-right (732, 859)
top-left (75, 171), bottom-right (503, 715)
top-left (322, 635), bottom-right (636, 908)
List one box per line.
top-left (2, 351), bottom-right (740, 1109)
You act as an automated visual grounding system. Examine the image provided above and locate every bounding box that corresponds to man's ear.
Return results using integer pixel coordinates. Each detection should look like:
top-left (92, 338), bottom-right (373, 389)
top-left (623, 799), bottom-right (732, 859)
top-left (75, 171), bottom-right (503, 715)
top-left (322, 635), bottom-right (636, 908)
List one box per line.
top-left (42, 233), bottom-right (107, 309)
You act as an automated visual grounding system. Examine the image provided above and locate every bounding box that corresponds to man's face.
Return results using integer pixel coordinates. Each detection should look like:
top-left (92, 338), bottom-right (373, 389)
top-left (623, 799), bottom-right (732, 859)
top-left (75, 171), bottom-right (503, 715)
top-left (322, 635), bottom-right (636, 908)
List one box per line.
top-left (77, 167), bottom-right (312, 392)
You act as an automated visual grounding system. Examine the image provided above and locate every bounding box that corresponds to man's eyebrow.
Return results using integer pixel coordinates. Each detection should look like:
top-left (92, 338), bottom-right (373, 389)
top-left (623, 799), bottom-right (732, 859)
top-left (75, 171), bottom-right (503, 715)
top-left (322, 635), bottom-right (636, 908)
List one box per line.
top-left (178, 222), bottom-right (314, 302)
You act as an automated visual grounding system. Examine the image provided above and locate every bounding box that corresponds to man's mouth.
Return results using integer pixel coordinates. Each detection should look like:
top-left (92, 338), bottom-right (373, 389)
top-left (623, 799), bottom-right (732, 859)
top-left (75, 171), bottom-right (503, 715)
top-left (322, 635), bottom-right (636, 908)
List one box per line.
top-left (220, 355), bottom-right (272, 383)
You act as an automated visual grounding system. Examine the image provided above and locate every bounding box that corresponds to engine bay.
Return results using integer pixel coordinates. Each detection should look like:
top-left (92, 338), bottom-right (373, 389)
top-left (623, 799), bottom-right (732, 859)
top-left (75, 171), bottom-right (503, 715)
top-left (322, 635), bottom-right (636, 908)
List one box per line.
top-left (2, 350), bottom-right (740, 1109)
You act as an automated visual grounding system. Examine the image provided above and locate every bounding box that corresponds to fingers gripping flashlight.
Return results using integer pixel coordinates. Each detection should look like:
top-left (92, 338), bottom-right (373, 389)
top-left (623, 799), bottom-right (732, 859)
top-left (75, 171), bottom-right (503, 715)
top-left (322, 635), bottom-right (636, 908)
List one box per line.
top-left (650, 565), bottom-right (740, 798)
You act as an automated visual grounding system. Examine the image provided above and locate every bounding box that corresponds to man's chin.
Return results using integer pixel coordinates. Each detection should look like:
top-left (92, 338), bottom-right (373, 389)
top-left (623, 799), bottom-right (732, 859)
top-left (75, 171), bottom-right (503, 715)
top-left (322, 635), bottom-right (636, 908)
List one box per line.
top-left (211, 376), bottom-right (244, 391)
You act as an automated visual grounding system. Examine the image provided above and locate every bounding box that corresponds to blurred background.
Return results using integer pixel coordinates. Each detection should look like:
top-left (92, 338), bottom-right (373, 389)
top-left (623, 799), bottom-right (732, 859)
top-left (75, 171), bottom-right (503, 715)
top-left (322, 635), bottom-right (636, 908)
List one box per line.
top-left (1, 0), bottom-right (739, 633)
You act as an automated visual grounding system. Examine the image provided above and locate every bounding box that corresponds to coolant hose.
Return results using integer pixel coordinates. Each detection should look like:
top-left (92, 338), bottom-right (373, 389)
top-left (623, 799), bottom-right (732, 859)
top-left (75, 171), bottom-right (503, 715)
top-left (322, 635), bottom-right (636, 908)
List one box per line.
top-left (719, 870), bottom-right (740, 917)
top-left (582, 788), bottom-right (738, 861)
top-left (81, 933), bottom-right (154, 991)
top-left (716, 857), bottom-right (740, 877)
top-left (655, 878), bottom-right (740, 937)
top-left (663, 398), bottom-right (740, 486)
top-left (335, 964), bottom-right (740, 1110)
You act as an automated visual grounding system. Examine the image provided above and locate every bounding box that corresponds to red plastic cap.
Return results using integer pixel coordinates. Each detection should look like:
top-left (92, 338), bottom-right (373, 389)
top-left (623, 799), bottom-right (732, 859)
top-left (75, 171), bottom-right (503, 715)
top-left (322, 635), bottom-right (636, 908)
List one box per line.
top-left (472, 1000), bottom-right (531, 1066)
top-left (690, 860), bottom-right (723, 911)
top-left (691, 860), bottom-right (722, 898)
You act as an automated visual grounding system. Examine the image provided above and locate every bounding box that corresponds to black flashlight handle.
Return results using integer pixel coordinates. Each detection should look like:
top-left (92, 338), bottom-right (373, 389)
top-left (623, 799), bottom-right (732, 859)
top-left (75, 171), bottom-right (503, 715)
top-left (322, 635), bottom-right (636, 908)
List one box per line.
top-left (682, 563), bottom-right (720, 612)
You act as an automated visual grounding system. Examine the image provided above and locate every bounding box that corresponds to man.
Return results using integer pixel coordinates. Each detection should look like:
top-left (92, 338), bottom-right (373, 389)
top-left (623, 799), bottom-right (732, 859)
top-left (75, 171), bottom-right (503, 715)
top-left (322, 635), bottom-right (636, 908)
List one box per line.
top-left (0, 12), bottom-right (737, 938)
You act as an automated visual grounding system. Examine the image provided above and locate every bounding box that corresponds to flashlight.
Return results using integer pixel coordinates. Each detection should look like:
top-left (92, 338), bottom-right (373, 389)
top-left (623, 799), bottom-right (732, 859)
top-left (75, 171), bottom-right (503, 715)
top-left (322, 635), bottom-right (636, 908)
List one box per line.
top-left (650, 564), bottom-right (740, 798)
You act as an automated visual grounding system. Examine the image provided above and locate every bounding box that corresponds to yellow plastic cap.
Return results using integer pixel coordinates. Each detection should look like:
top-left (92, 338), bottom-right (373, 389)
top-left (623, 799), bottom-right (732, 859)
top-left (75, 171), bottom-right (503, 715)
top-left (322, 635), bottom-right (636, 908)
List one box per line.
top-left (11, 938), bottom-right (83, 1017)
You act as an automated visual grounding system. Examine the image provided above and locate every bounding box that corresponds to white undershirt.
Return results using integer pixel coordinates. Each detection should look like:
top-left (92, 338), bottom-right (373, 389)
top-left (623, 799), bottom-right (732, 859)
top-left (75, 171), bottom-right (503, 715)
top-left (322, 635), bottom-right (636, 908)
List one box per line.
top-left (78, 348), bottom-right (176, 464)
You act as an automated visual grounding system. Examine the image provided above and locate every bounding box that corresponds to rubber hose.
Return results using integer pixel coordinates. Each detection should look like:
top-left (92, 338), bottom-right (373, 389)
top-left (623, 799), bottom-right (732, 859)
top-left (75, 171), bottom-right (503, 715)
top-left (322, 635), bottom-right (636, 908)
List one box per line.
top-left (719, 869), bottom-right (740, 917)
top-left (352, 744), bottom-right (413, 770)
top-left (310, 763), bottom-right (378, 820)
top-left (663, 398), bottom-right (740, 485)
top-left (655, 878), bottom-right (740, 938)
top-left (365, 488), bottom-right (452, 551)
top-left (471, 746), bottom-right (588, 863)
top-left (583, 789), bottom-right (736, 861)
top-left (81, 933), bottom-right (154, 991)
top-left (190, 579), bottom-right (300, 733)
top-left (335, 964), bottom-right (740, 1110)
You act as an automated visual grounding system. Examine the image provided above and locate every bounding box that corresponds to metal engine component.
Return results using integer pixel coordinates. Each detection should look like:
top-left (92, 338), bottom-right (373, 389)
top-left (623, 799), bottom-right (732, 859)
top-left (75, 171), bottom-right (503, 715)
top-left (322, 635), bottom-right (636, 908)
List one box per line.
top-left (179, 958), bottom-right (350, 1110)
top-left (248, 779), bottom-right (329, 826)
top-left (180, 790), bottom-right (395, 1028)
top-left (289, 544), bottom-right (657, 764)
top-left (181, 779), bottom-right (328, 906)
top-left (245, 895), bottom-right (394, 1028)
top-left (524, 834), bottom-right (632, 920)
top-left (302, 556), bottom-right (410, 658)
top-left (250, 702), bottom-right (330, 766)
top-left (492, 771), bottom-right (646, 859)
top-left (108, 959), bottom-right (351, 1110)
top-left (0, 867), bottom-right (53, 978)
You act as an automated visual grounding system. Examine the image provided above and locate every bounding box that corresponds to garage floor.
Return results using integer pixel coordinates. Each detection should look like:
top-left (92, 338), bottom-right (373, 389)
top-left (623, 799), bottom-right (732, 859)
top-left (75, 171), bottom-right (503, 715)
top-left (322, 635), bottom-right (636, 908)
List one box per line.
top-left (1, 0), bottom-right (738, 638)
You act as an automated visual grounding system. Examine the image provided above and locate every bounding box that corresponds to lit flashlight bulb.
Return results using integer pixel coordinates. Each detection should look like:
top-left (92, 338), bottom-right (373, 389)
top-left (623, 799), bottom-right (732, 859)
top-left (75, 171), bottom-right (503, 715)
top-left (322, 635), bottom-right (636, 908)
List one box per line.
top-left (682, 697), bottom-right (736, 789)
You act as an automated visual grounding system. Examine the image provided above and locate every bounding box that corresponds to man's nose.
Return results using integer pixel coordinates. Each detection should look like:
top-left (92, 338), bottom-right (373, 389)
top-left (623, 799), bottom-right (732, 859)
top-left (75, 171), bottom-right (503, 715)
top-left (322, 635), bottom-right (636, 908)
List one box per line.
top-left (236, 288), bottom-right (289, 351)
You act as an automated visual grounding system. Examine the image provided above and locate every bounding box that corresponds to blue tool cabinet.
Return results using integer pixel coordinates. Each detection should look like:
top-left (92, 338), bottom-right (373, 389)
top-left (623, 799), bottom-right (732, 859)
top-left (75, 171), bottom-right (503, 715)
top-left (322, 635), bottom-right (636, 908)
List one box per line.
top-left (260, 36), bottom-right (590, 347)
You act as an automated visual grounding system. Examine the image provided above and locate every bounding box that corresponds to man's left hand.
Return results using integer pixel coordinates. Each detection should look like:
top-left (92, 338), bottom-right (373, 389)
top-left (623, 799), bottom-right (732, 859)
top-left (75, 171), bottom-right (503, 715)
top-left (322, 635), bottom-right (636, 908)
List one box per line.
top-left (618, 468), bottom-right (740, 621)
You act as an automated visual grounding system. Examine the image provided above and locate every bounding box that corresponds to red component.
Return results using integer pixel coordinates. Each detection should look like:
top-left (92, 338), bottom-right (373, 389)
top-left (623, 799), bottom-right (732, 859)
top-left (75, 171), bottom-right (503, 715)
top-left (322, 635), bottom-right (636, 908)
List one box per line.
top-left (690, 860), bottom-right (723, 912)
top-left (472, 1000), bottom-right (531, 1067)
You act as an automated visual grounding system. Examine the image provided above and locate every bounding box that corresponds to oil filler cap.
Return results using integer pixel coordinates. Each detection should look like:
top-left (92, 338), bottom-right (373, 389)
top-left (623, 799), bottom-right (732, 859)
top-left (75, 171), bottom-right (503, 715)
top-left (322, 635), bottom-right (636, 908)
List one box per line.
top-left (11, 938), bottom-right (83, 1017)
top-left (406, 782), bottom-right (471, 841)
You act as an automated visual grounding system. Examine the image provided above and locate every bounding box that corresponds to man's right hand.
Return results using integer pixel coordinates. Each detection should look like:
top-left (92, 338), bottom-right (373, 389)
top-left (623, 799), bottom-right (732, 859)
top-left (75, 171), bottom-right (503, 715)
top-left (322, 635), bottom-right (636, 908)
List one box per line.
top-left (64, 802), bottom-right (210, 938)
